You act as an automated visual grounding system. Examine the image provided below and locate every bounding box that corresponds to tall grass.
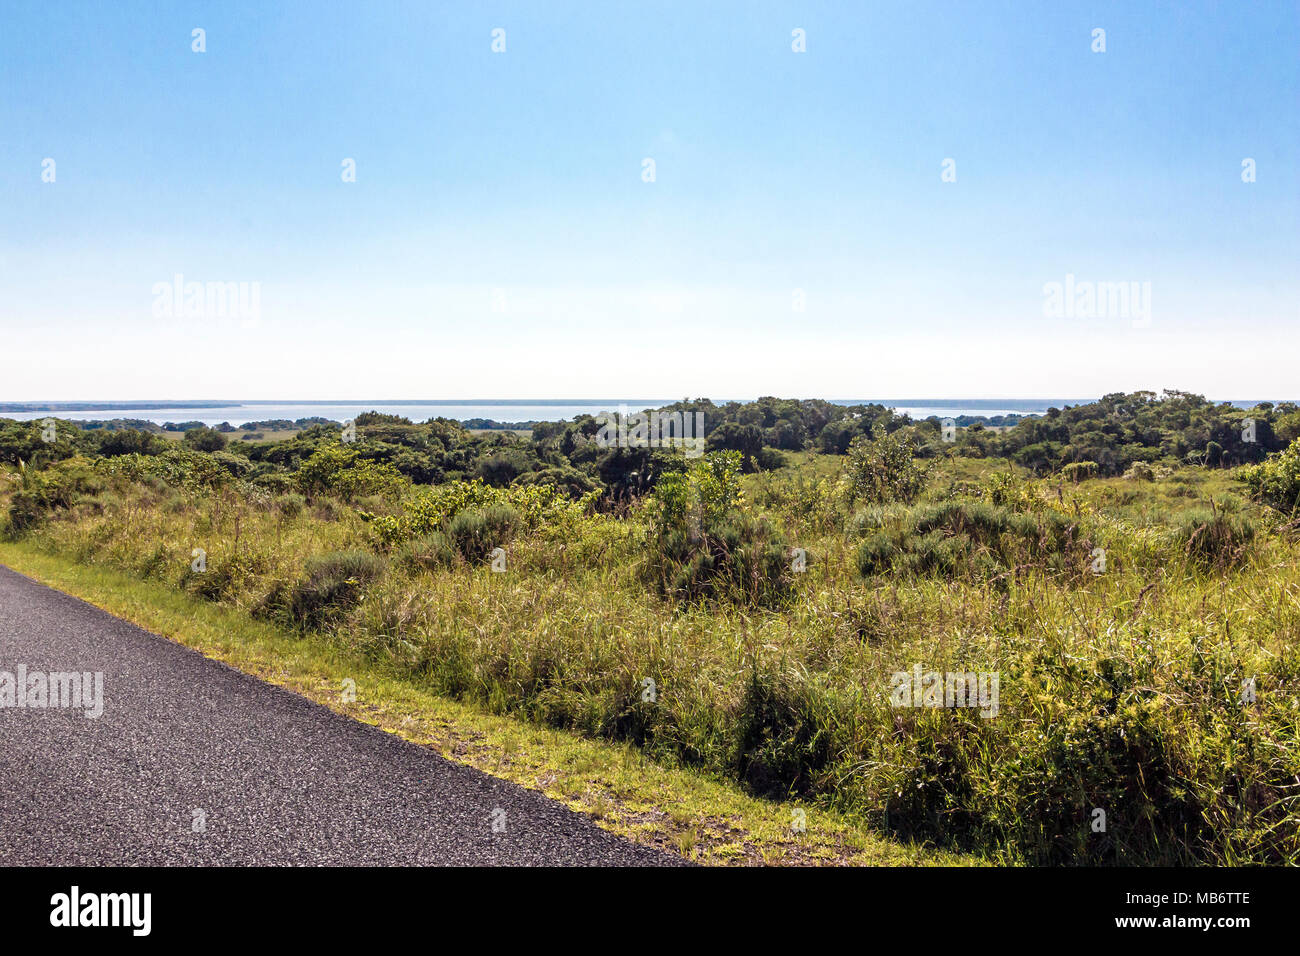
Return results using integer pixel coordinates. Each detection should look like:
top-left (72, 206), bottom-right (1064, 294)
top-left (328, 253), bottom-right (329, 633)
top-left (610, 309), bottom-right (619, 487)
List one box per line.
top-left (4, 454), bottom-right (1297, 864)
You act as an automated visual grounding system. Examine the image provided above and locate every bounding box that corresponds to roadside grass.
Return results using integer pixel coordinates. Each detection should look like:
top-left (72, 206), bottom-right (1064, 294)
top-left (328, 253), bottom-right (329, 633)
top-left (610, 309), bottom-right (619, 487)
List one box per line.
top-left (3, 452), bottom-right (1296, 863)
top-left (0, 539), bottom-right (979, 867)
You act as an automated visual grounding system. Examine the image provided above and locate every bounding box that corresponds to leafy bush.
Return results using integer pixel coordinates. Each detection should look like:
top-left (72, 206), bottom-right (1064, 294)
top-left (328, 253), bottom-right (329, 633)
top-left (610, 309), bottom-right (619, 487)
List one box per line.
top-left (446, 504), bottom-right (519, 563)
top-left (296, 445), bottom-right (406, 501)
top-left (512, 466), bottom-right (598, 498)
top-left (1123, 461), bottom-right (1156, 481)
top-left (182, 426), bottom-right (228, 452)
top-left (646, 452), bottom-right (795, 605)
top-left (733, 668), bottom-right (837, 797)
top-left (97, 429), bottom-right (167, 457)
top-left (5, 458), bottom-right (103, 533)
top-left (96, 448), bottom-right (232, 491)
top-left (844, 430), bottom-right (931, 505)
top-left (1062, 461), bottom-right (1098, 483)
top-left (1239, 438), bottom-right (1300, 514)
top-left (364, 479), bottom-right (594, 547)
top-left (275, 493), bottom-right (306, 517)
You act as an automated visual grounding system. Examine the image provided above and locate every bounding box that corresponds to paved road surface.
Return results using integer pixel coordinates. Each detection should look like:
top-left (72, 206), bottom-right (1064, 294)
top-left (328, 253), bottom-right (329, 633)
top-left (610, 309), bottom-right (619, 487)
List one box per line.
top-left (0, 565), bottom-right (681, 865)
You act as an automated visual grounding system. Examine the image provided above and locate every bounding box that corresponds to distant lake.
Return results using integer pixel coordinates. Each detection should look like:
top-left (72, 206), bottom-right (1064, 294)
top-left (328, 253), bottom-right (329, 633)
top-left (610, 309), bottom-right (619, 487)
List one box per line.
top-left (0, 398), bottom-right (1279, 427)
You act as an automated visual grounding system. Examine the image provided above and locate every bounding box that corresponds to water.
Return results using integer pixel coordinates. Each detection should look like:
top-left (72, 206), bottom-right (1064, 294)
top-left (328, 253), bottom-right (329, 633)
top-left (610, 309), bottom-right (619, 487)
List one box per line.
top-left (0, 401), bottom-right (664, 427)
top-left (0, 398), bottom-right (1279, 427)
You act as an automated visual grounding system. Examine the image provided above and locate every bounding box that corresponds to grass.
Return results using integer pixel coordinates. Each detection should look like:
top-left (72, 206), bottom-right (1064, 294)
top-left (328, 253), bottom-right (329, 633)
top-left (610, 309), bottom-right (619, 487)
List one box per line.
top-left (0, 539), bottom-right (977, 867)
top-left (3, 450), bottom-right (1297, 864)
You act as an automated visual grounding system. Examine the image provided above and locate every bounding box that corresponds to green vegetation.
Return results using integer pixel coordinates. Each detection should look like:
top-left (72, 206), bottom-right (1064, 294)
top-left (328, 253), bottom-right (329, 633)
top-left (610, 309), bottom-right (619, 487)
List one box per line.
top-left (0, 541), bottom-right (968, 866)
top-left (1, 390), bottom-right (1297, 865)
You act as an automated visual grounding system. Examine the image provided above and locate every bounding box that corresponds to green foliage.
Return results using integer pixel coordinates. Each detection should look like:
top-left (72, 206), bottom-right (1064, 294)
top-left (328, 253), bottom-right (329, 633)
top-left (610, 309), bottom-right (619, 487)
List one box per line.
top-left (733, 668), bottom-right (837, 797)
top-left (287, 550), bottom-right (388, 630)
top-left (365, 479), bottom-right (595, 547)
top-left (982, 391), bottom-right (1289, 475)
top-left (5, 457), bottom-right (103, 533)
top-left (844, 430), bottom-right (931, 505)
top-left (182, 426), bottom-right (228, 452)
top-left (855, 500), bottom-right (1090, 580)
top-left (446, 504), bottom-right (519, 563)
top-left (296, 445), bottom-right (407, 501)
top-left (511, 465), bottom-right (598, 498)
top-left (394, 531), bottom-right (457, 573)
top-left (1061, 461), bottom-right (1098, 483)
top-left (97, 428), bottom-right (167, 457)
top-left (646, 452), bottom-right (794, 605)
top-left (97, 448), bottom-right (232, 491)
top-left (1172, 509), bottom-right (1256, 569)
top-left (275, 493), bottom-right (307, 517)
top-left (1239, 438), bottom-right (1300, 514)
top-left (980, 469), bottom-right (1045, 511)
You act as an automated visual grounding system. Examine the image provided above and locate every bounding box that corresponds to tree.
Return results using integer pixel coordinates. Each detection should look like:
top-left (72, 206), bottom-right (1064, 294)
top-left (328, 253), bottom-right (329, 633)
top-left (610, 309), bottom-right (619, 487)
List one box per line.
top-left (844, 429), bottom-right (931, 505)
top-left (183, 426), bottom-right (228, 452)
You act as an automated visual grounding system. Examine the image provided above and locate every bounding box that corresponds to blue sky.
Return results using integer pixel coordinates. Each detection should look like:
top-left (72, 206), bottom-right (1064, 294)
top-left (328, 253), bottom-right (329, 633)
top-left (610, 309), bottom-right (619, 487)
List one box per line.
top-left (1, 0), bottom-right (1296, 399)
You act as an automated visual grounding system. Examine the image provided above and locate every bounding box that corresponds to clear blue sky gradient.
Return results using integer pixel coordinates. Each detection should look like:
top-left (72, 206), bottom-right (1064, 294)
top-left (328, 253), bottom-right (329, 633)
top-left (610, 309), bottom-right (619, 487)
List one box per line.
top-left (1, 1), bottom-right (1296, 399)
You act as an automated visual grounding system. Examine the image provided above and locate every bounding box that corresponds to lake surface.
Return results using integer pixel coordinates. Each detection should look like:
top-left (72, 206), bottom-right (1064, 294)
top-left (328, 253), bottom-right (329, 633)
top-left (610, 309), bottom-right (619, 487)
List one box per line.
top-left (0, 398), bottom-right (1278, 427)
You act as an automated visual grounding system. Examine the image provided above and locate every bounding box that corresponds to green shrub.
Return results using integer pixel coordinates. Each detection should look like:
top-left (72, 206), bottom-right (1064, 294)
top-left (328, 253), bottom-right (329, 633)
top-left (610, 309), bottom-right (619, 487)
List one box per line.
top-left (446, 504), bottom-right (518, 563)
top-left (733, 669), bottom-right (837, 798)
top-left (182, 426), bottom-right (228, 452)
top-left (5, 458), bottom-right (104, 534)
top-left (855, 500), bottom-right (1089, 580)
top-left (395, 531), bottom-right (457, 573)
top-left (646, 453), bottom-right (795, 605)
top-left (1062, 461), bottom-right (1099, 483)
top-left (512, 466), bottom-right (598, 498)
top-left (844, 430), bottom-right (931, 505)
top-left (288, 551), bottom-right (388, 629)
top-left (296, 446), bottom-right (406, 501)
top-left (1238, 438), bottom-right (1300, 514)
top-left (275, 493), bottom-right (306, 517)
top-left (652, 513), bottom-right (793, 605)
top-left (754, 446), bottom-right (788, 471)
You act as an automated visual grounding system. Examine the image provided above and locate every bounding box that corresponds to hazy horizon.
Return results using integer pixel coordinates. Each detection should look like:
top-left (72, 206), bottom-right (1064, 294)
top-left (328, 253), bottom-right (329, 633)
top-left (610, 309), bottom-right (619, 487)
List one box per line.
top-left (3, 394), bottom-right (1291, 430)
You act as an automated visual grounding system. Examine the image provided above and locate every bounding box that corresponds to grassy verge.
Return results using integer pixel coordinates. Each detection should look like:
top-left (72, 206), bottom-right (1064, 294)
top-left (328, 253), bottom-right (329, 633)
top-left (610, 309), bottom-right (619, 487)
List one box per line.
top-left (0, 539), bottom-right (978, 867)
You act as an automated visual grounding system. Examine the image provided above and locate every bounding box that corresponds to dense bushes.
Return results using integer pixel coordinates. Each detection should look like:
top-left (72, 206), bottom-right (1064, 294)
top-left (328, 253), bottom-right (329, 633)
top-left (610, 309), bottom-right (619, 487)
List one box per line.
top-left (844, 430), bottom-right (931, 505)
top-left (286, 551), bottom-right (388, 630)
top-left (296, 446), bottom-right (406, 501)
top-left (4, 405), bottom-right (1298, 865)
top-left (855, 500), bottom-right (1090, 580)
top-left (1239, 437), bottom-right (1300, 514)
top-left (645, 452), bottom-right (796, 605)
top-left (965, 391), bottom-right (1293, 476)
top-left (364, 479), bottom-right (594, 547)
top-left (5, 458), bottom-right (103, 533)
top-left (445, 504), bottom-right (518, 563)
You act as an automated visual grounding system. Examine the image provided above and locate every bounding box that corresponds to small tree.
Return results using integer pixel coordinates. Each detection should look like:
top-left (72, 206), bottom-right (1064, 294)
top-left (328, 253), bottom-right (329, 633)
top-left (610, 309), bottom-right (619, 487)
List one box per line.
top-left (183, 426), bottom-right (227, 452)
top-left (844, 429), bottom-right (931, 505)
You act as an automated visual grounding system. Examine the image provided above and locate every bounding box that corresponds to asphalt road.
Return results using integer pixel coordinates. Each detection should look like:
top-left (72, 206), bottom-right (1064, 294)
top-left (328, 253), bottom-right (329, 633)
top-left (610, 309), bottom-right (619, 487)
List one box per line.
top-left (0, 565), bottom-right (682, 866)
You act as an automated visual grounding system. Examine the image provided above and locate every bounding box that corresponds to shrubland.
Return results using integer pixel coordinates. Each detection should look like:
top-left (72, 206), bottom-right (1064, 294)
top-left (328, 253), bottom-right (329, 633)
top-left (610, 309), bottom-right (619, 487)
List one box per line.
top-left (2, 392), bottom-right (1297, 864)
